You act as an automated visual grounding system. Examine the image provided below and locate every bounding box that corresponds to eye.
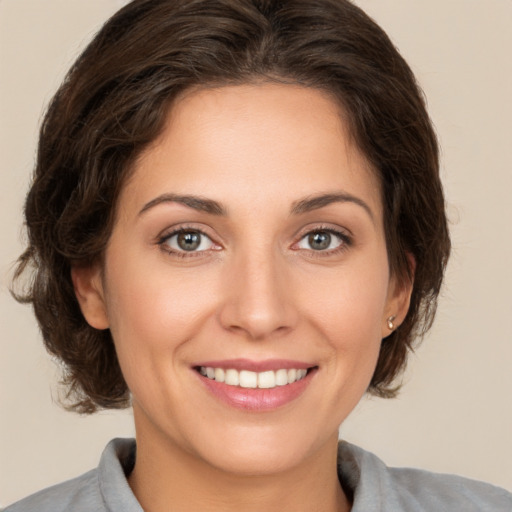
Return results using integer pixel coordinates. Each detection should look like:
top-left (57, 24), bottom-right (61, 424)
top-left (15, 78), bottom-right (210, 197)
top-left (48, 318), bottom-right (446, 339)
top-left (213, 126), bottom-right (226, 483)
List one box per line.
top-left (160, 229), bottom-right (216, 253)
top-left (296, 229), bottom-right (348, 252)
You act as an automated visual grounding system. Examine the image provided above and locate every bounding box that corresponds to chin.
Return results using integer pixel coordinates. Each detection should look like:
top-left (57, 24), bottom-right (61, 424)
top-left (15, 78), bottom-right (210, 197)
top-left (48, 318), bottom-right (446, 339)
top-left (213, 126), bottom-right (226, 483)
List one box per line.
top-left (188, 423), bottom-right (337, 477)
top-left (204, 445), bottom-right (309, 476)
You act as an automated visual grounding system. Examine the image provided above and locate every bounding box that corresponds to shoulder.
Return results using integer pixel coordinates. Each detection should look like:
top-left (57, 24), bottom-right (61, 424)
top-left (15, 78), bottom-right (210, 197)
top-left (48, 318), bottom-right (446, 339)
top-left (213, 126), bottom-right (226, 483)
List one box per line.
top-left (387, 465), bottom-right (512, 511)
top-left (4, 438), bottom-right (140, 512)
top-left (338, 441), bottom-right (512, 512)
top-left (3, 470), bottom-right (102, 512)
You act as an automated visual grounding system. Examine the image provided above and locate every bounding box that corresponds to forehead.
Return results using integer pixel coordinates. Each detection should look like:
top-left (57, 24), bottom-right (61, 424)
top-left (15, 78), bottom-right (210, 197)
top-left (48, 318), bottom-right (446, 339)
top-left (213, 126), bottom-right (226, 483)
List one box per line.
top-left (121, 83), bottom-right (382, 219)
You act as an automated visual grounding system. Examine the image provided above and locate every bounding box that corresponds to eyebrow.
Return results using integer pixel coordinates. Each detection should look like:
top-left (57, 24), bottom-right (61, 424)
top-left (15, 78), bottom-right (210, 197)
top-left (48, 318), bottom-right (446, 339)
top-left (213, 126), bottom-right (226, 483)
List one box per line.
top-left (290, 192), bottom-right (374, 221)
top-left (139, 194), bottom-right (226, 216)
top-left (138, 191), bottom-right (374, 221)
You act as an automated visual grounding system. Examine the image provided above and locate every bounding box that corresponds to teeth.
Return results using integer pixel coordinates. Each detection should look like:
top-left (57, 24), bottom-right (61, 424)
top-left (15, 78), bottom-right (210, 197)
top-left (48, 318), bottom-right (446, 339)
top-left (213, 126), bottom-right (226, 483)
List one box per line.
top-left (258, 370), bottom-right (275, 389)
top-left (225, 369), bottom-right (239, 386)
top-left (199, 366), bottom-right (311, 388)
top-left (239, 370), bottom-right (258, 388)
top-left (275, 369), bottom-right (288, 386)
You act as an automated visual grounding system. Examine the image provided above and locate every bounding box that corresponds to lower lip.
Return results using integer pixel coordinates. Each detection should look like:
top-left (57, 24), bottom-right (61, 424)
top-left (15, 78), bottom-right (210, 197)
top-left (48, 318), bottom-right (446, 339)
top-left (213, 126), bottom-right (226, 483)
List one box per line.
top-left (196, 369), bottom-right (316, 411)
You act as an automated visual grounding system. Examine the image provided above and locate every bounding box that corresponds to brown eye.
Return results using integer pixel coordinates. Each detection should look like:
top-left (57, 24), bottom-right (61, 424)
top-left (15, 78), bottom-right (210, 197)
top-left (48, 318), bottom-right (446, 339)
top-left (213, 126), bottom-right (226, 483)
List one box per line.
top-left (177, 232), bottom-right (201, 251)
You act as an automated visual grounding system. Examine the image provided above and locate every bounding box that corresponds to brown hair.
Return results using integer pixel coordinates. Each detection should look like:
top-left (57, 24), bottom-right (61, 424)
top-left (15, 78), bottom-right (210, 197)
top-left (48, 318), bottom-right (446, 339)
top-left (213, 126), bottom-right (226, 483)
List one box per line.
top-left (13, 0), bottom-right (450, 413)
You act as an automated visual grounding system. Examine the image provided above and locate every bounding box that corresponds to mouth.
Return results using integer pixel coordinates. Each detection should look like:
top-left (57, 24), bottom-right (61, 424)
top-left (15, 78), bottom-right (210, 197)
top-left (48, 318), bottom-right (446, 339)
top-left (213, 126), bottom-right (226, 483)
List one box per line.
top-left (195, 366), bottom-right (311, 389)
top-left (193, 360), bottom-right (318, 411)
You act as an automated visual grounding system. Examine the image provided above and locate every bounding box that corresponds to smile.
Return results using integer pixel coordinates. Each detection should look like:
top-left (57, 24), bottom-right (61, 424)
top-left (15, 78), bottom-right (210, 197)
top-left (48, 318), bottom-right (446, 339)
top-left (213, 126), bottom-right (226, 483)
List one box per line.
top-left (198, 366), bottom-right (308, 389)
top-left (194, 359), bottom-right (317, 410)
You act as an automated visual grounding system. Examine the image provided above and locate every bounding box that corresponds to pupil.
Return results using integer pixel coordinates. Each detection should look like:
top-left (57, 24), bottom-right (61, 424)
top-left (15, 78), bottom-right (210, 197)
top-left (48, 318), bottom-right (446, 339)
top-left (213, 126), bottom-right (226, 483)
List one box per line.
top-left (309, 232), bottom-right (331, 250)
top-left (177, 232), bottom-right (201, 251)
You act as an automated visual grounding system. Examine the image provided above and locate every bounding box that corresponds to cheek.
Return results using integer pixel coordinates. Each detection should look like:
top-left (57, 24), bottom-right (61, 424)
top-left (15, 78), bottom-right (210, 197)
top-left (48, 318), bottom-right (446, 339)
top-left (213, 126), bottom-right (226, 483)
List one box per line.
top-left (299, 254), bottom-right (389, 399)
top-left (302, 259), bottom-right (389, 342)
top-left (104, 258), bottom-right (220, 359)
top-left (102, 266), bottom-right (222, 418)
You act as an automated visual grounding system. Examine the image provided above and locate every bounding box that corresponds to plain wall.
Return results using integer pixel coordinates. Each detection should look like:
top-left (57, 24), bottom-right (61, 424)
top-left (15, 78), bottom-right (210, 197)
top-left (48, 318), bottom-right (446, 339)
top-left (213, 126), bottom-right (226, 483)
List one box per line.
top-left (1, 0), bottom-right (511, 506)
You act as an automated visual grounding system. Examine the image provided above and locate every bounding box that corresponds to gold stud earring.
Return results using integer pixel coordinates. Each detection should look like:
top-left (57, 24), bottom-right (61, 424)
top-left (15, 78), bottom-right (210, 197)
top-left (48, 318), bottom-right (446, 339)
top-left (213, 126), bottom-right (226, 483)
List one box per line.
top-left (387, 315), bottom-right (396, 331)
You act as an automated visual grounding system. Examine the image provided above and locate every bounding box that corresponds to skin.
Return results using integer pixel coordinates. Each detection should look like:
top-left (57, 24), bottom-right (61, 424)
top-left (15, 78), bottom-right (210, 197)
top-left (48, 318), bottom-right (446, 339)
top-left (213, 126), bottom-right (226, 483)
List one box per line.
top-left (73, 83), bottom-right (412, 512)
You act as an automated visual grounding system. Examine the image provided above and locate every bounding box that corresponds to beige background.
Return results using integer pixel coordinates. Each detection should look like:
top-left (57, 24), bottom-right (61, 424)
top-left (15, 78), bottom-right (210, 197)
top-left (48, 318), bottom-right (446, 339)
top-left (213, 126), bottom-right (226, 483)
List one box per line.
top-left (1, 0), bottom-right (511, 506)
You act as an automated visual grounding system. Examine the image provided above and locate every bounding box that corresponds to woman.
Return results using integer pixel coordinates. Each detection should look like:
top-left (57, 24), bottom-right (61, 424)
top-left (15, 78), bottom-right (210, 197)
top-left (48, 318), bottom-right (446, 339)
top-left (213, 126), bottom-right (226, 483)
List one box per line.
top-left (5, 0), bottom-right (511, 510)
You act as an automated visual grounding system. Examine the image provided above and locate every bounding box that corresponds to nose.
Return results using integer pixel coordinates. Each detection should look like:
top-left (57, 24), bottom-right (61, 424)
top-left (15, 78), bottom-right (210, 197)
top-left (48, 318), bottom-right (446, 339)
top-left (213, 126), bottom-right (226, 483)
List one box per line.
top-left (218, 248), bottom-right (299, 340)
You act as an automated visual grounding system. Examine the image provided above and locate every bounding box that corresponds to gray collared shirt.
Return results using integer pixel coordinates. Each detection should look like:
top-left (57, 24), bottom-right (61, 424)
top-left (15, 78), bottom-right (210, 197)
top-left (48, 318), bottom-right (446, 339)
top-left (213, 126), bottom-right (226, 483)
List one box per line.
top-left (5, 438), bottom-right (512, 511)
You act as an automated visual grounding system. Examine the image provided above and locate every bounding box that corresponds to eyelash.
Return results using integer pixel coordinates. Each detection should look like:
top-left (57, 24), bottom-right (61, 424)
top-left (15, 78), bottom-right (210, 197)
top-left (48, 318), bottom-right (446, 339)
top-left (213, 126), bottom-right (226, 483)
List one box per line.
top-left (157, 226), bottom-right (352, 259)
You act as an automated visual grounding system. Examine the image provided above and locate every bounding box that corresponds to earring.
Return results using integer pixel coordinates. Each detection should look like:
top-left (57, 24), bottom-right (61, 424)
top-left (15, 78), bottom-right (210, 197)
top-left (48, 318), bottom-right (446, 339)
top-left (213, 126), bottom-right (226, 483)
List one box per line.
top-left (387, 315), bottom-right (396, 331)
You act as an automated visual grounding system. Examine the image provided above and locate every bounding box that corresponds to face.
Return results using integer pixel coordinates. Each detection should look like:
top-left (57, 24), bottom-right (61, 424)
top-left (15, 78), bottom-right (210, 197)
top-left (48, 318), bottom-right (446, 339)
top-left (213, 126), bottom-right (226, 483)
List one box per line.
top-left (74, 83), bottom-right (410, 476)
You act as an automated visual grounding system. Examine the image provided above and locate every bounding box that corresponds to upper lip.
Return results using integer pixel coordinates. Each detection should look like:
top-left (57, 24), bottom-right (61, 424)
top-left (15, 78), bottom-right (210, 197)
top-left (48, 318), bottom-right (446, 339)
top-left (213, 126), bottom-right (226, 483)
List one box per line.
top-left (193, 358), bottom-right (316, 372)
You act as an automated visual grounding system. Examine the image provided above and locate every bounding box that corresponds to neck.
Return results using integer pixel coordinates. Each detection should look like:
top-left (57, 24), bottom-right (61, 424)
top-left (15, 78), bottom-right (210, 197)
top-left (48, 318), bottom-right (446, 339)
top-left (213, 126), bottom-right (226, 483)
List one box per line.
top-left (128, 418), bottom-right (350, 512)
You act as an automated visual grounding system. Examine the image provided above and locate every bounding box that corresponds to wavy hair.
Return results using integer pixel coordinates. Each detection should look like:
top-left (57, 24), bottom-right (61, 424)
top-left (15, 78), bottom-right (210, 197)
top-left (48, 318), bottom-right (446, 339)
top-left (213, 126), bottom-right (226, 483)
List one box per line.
top-left (13, 0), bottom-right (450, 413)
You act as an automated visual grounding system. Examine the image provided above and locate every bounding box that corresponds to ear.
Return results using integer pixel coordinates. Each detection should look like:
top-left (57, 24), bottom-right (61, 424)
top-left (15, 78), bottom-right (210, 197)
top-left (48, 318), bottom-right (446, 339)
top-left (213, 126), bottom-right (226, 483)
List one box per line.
top-left (381, 254), bottom-right (415, 338)
top-left (71, 264), bottom-right (109, 330)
